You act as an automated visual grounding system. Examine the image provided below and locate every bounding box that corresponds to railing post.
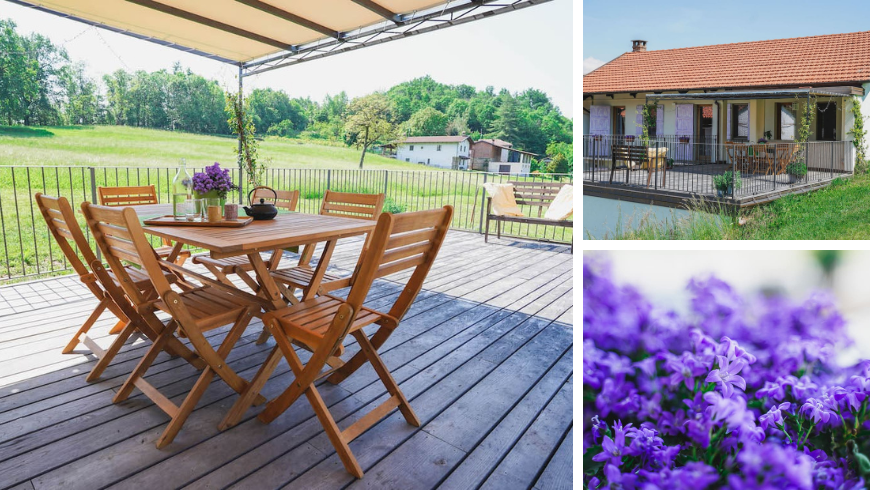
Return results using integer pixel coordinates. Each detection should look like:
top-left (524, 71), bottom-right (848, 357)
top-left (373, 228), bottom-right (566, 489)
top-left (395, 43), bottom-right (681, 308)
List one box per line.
top-left (732, 146), bottom-right (737, 201)
top-left (478, 173), bottom-right (487, 234)
top-left (383, 170), bottom-right (389, 196)
top-left (88, 167), bottom-right (101, 260)
top-left (326, 169), bottom-right (331, 190)
top-left (654, 141), bottom-right (659, 190)
top-left (831, 141), bottom-right (834, 180)
top-left (238, 167), bottom-right (244, 204)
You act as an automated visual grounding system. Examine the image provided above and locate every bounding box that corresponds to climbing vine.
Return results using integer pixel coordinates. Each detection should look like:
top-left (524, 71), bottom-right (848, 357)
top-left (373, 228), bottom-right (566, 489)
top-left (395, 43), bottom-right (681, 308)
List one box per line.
top-left (226, 90), bottom-right (264, 186)
top-left (641, 103), bottom-right (657, 144)
top-left (849, 95), bottom-right (867, 174)
top-left (794, 95), bottom-right (817, 167)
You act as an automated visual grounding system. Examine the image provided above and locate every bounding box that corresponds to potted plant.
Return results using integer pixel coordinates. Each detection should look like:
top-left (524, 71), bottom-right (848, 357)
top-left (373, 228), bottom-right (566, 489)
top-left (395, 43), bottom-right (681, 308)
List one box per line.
top-left (678, 136), bottom-right (690, 144)
top-left (786, 161), bottom-right (808, 184)
top-left (192, 162), bottom-right (239, 208)
top-left (625, 135), bottom-right (635, 142)
top-left (666, 157), bottom-right (674, 169)
top-left (764, 130), bottom-right (773, 141)
top-left (713, 170), bottom-right (743, 197)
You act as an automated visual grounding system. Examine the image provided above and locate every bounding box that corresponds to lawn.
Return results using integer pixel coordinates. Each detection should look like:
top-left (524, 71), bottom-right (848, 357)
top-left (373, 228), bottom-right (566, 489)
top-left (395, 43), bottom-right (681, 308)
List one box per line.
top-left (0, 125), bottom-right (572, 282)
top-left (0, 125), bottom-right (430, 170)
top-left (613, 173), bottom-right (870, 240)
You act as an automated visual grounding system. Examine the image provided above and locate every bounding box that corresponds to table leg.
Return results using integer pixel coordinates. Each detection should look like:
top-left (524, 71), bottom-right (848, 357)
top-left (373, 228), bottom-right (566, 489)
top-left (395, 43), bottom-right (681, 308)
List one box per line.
top-left (247, 252), bottom-right (285, 311)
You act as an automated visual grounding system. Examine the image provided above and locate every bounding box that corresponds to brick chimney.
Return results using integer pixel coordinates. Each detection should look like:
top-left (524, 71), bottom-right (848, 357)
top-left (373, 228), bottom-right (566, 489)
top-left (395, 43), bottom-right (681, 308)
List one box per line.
top-left (632, 40), bottom-right (647, 52)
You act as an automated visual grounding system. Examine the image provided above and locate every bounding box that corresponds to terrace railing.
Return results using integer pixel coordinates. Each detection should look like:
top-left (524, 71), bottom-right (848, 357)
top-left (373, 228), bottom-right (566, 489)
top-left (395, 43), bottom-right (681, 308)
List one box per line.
top-left (0, 167), bottom-right (572, 282)
top-left (582, 135), bottom-right (853, 199)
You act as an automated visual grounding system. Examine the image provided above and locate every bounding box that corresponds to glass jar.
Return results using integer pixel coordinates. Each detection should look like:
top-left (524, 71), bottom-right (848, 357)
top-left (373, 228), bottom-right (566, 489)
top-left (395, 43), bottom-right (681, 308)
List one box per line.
top-left (172, 159), bottom-right (192, 220)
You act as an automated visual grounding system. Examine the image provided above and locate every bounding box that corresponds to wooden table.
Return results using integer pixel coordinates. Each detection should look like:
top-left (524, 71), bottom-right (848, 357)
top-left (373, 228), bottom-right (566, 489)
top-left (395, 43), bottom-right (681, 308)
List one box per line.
top-left (131, 204), bottom-right (375, 311)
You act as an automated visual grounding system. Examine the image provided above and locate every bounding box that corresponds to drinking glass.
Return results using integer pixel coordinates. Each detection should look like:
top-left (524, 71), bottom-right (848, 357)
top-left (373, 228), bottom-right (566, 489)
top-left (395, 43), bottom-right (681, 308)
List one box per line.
top-left (206, 198), bottom-right (222, 222)
top-left (177, 200), bottom-right (196, 221)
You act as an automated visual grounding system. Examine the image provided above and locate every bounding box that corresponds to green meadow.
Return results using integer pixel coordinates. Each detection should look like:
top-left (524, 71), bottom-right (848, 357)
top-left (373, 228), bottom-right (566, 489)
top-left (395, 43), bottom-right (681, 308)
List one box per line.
top-left (0, 125), bottom-right (572, 281)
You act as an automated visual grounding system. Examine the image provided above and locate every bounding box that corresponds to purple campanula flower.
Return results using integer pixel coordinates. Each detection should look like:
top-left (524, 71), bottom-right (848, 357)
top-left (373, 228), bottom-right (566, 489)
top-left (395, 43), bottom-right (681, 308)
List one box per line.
top-left (705, 355), bottom-right (747, 398)
top-left (592, 420), bottom-right (631, 467)
top-left (602, 463), bottom-right (637, 490)
top-left (833, 387), bottom-right (866, 413)
top-left (759, 402), bottom-right (791, 431)
top-left (801, 398), bottom-right (834, 426)
top-left (590, 415), bottom-right (607, 445)
top-left (756, 380), bottom-right (786, 401)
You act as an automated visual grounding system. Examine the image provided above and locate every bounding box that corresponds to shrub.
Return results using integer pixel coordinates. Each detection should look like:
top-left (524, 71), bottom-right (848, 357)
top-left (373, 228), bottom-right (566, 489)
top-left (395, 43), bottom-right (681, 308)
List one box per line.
top-left (383, 197), bottom-right (405, 214)
top-left (787, 161), bottom-right (808, 178)
top-left (713, 170), bottom-right (742, 192)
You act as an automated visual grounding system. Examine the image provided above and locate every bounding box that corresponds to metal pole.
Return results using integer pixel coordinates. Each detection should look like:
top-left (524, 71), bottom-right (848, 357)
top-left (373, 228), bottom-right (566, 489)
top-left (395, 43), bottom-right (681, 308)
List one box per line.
top-left (478, 173), bottom-right (487, 234)
top-left (88, 167), bottom-right (101, 260)
top-left (383, 170), bottom-right (389, 196)
top-left (327, 169), bottom-right (331, 190)
top-left (238, 64), bottom-right (245, 204)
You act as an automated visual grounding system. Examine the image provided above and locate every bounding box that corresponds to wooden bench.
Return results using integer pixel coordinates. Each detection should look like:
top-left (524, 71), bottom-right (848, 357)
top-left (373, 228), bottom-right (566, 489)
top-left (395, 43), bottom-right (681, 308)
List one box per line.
top-left (609, 144), bottom-right (667, 187)
top-left (484, 181), bottom-right (572, 252)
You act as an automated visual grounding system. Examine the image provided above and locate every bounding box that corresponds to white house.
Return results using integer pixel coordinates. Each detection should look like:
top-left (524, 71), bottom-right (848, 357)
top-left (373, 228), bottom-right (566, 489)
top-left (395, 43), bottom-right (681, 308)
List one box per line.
top-left (396, 136), bottom-right (473, 169)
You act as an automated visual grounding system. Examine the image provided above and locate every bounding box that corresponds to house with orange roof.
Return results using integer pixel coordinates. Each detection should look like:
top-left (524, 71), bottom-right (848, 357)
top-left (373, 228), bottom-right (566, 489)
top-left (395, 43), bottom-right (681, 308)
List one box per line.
top-left (581, 32), bottom-right (867, 211)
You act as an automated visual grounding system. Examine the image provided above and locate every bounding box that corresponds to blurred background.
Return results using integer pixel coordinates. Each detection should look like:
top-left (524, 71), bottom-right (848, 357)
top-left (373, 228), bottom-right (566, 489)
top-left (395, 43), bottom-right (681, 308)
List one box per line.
top-left (584, 250), bottom-right (870, 364)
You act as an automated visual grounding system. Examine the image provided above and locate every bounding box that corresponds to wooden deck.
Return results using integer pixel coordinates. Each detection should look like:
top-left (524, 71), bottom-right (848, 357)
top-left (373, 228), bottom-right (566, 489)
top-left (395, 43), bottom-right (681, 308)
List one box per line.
top-left (0, 230), bottom-right (573, 490)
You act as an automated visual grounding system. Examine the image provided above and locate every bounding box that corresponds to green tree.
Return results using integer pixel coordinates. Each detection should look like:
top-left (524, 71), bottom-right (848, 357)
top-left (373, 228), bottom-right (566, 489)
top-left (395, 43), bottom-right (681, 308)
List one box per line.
top-left (405, 107), bottom-right (448, 136)
top-left (344, 93), bottom-right (394, 169)
top-left (60, 62), bottom-right (100, 124)
top-left (103, 69), bottom-right (132, 125)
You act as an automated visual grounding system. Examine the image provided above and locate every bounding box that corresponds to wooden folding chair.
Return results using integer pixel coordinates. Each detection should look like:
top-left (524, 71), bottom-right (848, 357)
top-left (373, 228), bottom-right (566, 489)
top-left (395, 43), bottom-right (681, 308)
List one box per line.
top-left (81, 203), bottom-right (266, 448)
top-left (270, 190), bottom-right (385, 299)
top-left (35, 193), bottom-right (198, 381)
top-left (192, 186), bottom-right (301, 291)
top-left (220, 205), bottom-right (453, 478)
top-left (98, 185), bottom-right (191, 265)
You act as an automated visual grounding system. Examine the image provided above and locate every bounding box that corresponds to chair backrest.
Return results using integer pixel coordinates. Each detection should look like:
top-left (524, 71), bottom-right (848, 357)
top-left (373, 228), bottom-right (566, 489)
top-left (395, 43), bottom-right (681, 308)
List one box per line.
top-left (80, 203), bottom-right (171, 307)
top-left (323, 206), bottom-right (452, 350)
top-left (251, 186), bottom-right (299, 211)
top-left (509, 181), bottom-right (564, 208)
top-left (35, 193), bottom-right (98, 279)
top-left (611, 144), bottom-right (647, 163)
top-left (319, 190), bottom-right (385, 221)
top-left (97, 185), bottom-right (159, 206)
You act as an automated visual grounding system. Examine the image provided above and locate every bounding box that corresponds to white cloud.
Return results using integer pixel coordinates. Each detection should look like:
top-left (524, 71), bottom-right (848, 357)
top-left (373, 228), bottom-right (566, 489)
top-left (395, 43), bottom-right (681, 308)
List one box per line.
top-left (583, 56), bottom-right (606, 74)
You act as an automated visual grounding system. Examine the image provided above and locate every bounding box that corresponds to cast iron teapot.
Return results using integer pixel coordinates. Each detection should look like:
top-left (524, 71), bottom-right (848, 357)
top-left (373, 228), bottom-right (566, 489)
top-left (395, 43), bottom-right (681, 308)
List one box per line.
top-left (243, 186), bottom-right (279, 220)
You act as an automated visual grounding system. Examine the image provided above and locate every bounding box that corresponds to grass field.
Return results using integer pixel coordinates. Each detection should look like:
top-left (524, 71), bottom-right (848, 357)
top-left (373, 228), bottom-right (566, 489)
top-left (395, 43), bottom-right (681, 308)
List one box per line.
top-left (0, 125), bottom-right (572, 282)
top-left (0, 125), bottom-right (431, 170)
top-left (611, 174), bottom-right (870, 240)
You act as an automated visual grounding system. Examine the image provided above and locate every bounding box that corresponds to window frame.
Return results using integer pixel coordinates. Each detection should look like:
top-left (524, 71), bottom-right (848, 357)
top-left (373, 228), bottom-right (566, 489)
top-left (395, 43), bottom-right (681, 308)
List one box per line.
top-left (775, 102), bottom-right (795, 140)
top-left (731, 103), bottom-right (749, 141)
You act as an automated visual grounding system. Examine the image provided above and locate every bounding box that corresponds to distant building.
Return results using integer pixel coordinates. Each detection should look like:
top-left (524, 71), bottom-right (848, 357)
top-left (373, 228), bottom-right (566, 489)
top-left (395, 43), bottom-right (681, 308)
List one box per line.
top-left (395, 136), bottom-right (473, 169)
top-left (471, 139), bottom-right (535, 175)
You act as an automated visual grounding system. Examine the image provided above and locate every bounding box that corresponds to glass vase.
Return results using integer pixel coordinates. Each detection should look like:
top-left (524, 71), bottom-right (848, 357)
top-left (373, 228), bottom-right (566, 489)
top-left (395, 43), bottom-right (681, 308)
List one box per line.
top-left (172, 159), bottom-right (192, 220)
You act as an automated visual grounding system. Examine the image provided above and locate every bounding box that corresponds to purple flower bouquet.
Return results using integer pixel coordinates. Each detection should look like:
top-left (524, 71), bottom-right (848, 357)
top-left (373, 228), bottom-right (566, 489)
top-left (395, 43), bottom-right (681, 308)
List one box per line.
top-left (191, 162), bottom-right (238, 199)
top-left (584, 257), bottom-right (867, 489)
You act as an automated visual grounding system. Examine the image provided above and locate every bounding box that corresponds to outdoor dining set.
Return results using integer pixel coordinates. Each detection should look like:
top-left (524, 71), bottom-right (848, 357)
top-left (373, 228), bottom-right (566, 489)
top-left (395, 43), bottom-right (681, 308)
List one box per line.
top-left (34, 182), bottom-right (452, 479)
top-left (723, 141), bottom-right (799, 175)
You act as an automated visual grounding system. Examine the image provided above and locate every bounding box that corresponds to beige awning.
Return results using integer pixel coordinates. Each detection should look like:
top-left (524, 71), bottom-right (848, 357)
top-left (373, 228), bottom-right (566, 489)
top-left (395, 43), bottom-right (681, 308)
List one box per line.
top-left (10, 0), bottom-right (548, 71)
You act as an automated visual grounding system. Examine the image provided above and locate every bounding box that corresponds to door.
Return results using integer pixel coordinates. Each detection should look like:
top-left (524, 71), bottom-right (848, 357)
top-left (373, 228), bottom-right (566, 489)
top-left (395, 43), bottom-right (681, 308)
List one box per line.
top-left (817, 102), bottom-right (837, 141)
top-left (697, 105), bottom-right (713, 162)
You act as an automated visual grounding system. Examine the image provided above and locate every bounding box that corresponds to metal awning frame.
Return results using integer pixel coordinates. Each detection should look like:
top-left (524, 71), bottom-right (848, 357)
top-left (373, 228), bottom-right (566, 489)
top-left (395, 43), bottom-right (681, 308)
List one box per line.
top-left (8, 0), bottom-right (551, 78)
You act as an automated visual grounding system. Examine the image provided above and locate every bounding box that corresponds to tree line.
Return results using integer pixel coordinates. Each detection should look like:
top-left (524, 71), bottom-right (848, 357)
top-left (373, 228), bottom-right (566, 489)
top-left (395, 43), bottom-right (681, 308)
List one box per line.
top-left (0, 19), bottom-right (572, 171)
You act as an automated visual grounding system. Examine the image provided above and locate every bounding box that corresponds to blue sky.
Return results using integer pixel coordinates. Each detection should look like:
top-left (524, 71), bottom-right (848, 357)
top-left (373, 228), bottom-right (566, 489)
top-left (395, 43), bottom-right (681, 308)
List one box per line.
top-left (584, 0), bottom-right (869, 74)
top-left (4, 0), bottom-right (573, 117)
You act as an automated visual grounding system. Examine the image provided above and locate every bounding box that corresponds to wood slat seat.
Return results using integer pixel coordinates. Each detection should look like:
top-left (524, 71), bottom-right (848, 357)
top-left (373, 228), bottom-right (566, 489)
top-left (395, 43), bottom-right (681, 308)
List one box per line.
top-left (270, 267), bottom-right (346, 292)
top-left (110, 264), bottom-right (176, 289)
top-left (267, 295), bottom-right (391, 349)
top-left (154, 286), bottom-right (255, 332)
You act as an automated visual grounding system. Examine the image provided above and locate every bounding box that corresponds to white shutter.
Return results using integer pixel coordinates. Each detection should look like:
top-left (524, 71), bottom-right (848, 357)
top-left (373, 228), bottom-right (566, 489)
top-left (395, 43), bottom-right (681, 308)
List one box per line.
top-left (589, 105), bottom-right (611, 135)
top-left (675, 104), bottom-right (694, 161)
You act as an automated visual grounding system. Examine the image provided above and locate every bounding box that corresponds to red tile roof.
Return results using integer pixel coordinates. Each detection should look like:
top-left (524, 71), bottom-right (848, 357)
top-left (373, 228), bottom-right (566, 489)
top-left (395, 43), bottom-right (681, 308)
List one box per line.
top-left (401, 135), bottom-right (471, 143)
top-left (583, 31), bottom-right (870, 94)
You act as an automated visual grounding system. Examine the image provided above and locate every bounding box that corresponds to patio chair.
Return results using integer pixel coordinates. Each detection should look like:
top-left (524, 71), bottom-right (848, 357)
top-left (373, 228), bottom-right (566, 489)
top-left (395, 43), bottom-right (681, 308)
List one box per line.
top-left (270, 190), bottom-right (385, 300)
top-left (81, 203), bottom-right (266, 448)
top-left (35, 193), bottom-right (199, 382)
top-left (774, 143), bottom-right (800, 175)
top-left (749, 144), bottom-right (772, 175)
top-left (192, 186), bottom-right (300, 290)
top-left (219, 206), bottom-right (453, 478)
top-left (98, 185), bottom-right (191, 265)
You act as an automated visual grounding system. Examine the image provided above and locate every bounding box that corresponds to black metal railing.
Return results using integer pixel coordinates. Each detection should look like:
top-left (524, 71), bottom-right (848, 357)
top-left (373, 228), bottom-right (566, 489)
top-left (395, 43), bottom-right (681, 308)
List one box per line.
top-left (0, 166), bottom-right (573, 282)
top-left (582, 135), bottom-right (853, 199)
